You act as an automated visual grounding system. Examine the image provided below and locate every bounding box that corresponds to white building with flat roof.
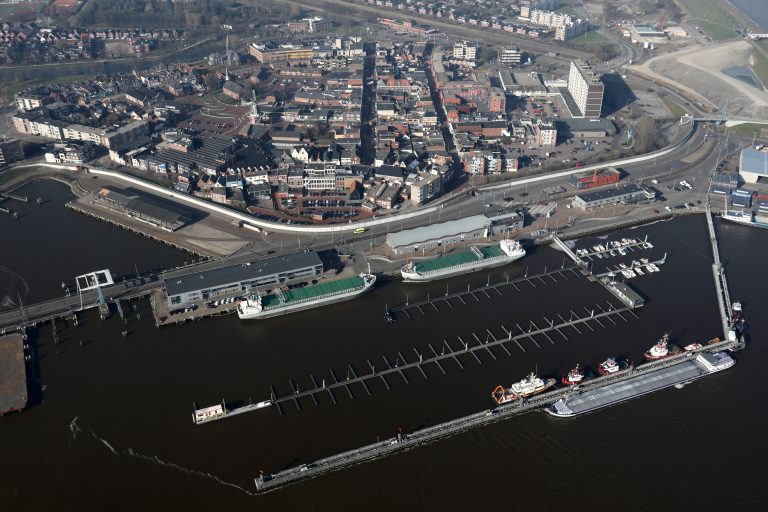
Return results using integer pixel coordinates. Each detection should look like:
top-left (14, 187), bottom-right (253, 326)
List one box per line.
top-left (567, 59), bottom-right (604, 119)
top-left (739, 148), bottom-right (768, 183)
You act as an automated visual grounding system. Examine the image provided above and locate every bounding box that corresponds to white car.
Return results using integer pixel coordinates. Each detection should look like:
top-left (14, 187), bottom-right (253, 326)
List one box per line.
top-left (651, 179), bottom-right (659, 184)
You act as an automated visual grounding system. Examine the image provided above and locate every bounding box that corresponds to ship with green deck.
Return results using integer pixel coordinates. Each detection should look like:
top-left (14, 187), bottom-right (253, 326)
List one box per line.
top-left (400, 239), bottom-right (525, 283)
top-left (237, 269), bottom-right (376, 320)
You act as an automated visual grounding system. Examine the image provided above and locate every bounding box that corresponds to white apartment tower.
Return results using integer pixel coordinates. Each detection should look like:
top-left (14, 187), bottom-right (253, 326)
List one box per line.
top-left (567, 60), bottom-right (604, 119)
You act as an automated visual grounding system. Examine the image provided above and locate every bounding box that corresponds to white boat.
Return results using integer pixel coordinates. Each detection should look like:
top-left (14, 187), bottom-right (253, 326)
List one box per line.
top-left (626, 269), bottom-right (637, 278)
top-left (492, 372), bottom-right (556, 404)
top-left (645, 264), bottom-right (655, 273)
top-left (721, 208), bottom-right (768, 229)
top-left (618, 247), bottom-right (627, 256)
top-left (400, 239), bottom-right (525, 283)
top-left (635, 267), bottom-right (644, 275)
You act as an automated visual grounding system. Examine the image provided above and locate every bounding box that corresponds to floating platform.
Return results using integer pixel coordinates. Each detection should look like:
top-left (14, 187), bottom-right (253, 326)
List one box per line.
top-left (548, 352), bottom-right (734, 418)
top-left (0, 333), bottom-right (28, 416)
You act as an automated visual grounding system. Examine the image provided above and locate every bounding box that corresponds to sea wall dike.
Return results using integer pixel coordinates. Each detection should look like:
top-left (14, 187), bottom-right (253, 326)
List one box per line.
top-left (16, 119), bottom-right (694, 236)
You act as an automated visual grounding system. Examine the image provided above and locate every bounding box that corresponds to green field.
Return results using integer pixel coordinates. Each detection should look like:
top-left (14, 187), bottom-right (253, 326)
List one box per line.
top-left (569, 30), bottom-right (608, 43)
top-left (660, 95), bottom-right (687, 118)
top-left (676, 0), bottom-right (740, 40)
top-left (721, 123), bottom-right (768, 138)
top-left (0, 1), bottom-right (43, 20)
top-left (751, 42), bottom-right (768, 89)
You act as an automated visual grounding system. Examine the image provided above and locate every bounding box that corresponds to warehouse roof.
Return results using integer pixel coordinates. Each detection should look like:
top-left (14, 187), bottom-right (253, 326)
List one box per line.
top-left (739, 148), bottom-right (768, 177)
top-left (164, 251), bottom-right (322, 296)
top-left (386, 215), bottom-right (488, 248)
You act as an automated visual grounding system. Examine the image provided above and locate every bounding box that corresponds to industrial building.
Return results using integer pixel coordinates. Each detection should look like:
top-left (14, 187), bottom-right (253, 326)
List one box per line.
top-left (94, 186), bottom-right (195, 231)
top-left (566, 60), bottom-right (604, 119)
top-left (738, 148), bottom-right (768, 184)
top-left (571, 184), bottom-right (655, 210)
top-left (386, 215), bottom-right (489, 255)
top-left (164, 251), bottom-right (324, 306)
top-left (486, 211), bottom-right (524, 235)
top-left (629, 25), bottom-right (668, 44)
top-left (569, 167), bottom-right (621, 190)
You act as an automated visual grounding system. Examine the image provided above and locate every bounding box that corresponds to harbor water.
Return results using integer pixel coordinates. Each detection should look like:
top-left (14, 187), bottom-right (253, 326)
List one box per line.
top-left (0, 180), bottom-right (766, 510)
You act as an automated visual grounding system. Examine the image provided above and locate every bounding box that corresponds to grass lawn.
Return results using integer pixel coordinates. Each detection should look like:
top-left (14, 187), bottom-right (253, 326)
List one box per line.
top-left (660, 95), bottom-right (687, 118)
top-left (569, 30), bottom-right (607, 43)
top-left (676, 0), bottom-right (739, 40)
top-left (695, 20), bottom-right (738, 41)
top-left (752, 43), bottom-right (768, 89)
top-left (721, 123), bottom-right (768, 138)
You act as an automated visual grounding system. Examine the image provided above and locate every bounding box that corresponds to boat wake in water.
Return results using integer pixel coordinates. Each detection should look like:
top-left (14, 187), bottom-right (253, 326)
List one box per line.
top-left (68, 417), bottom-right (256, 496)
top-left (0, 265), bottom-right (30, 310)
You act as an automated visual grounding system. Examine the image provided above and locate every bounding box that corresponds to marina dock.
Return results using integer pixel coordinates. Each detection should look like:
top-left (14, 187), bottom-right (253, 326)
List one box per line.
top-left (194, 300), bottom-right (639, 424)
top-left (253, 338), bottom-right (741, 492)
top-left (0, 333), bottom-right (28, 416)
top-left (392, 266), bottom-right (582, 318)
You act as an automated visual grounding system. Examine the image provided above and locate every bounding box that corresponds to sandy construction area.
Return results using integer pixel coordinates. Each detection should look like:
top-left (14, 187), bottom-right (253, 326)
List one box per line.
top-left (629, 40), bottom-right (768, 118)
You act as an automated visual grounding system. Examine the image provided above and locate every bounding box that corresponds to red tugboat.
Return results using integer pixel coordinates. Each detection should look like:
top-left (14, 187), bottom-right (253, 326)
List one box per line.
top-left (598, 357), bottom-right (620, 375)
top-left (644, 333), bottom-right (680, 361)
top-left (561, 364), bottom-right (586, 385)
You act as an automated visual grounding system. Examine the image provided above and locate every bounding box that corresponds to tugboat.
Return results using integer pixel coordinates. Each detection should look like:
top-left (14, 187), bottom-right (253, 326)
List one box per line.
top-left (644, 333), bottom-right (680, 361)
top-left (731, 302), bottom-right (746, 333)
top-left (492, 372), bottom-right (557, 404)
top-left (598, 357), bottom-right (620, 375)
top-left (561, 364), bottom-right (586, 385)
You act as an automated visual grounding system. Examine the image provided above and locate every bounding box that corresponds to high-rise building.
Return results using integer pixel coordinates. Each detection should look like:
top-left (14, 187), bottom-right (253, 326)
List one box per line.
top-left (497, 46), bottom-right (522, 66)
top-left (0, 138), bottom-right (24, 166)
top-left (567, 60), bottom-right (604, 119)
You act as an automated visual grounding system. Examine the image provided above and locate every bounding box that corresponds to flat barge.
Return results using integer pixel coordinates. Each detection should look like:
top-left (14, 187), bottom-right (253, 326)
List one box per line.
top-left (548, 351), bottom-right (734, 418)
top-left (237, 271), bottom-right (376, 320)
top-left (0, 332), bottom-right (28, 416)
top-left (400, 239), bottom-right (525, 283)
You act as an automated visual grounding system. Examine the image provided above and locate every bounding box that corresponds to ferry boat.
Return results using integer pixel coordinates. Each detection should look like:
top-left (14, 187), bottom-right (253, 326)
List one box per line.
top-left (237, 270), bottom-right (376, 320)
top-left (643, 333), bottom-right (680, 361)
top-left (561, 364), bottom-right (585, 385)
top-left (492, 372), bottom-right (556, 404)
top-left (401, 239), bottom-right (525, 283)
top-left (598, 357), bottom-right (620, 375)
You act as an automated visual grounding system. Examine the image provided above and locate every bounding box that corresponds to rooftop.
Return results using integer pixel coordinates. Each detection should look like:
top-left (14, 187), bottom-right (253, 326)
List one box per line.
top-left (164, 251), bottom-right (322, 296)
top-left (740, 148), bottom-right (768, 176)
top-left (387, 214), bottom-right (488, 248)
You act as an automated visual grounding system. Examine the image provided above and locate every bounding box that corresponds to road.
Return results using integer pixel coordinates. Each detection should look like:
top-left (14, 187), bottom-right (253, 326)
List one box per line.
top-left (277, 0), bottom-right (592, 59)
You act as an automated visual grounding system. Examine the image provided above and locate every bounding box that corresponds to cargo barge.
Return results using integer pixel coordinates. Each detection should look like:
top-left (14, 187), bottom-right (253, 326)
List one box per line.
top-left (400, 239), bottom-right (525, 283)
top-left (547, 351), bottom-right (734, 418)
top-left (0, 332), bottom-right (28, 416)
top-left (237, 271), bottom-right (376, 320)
